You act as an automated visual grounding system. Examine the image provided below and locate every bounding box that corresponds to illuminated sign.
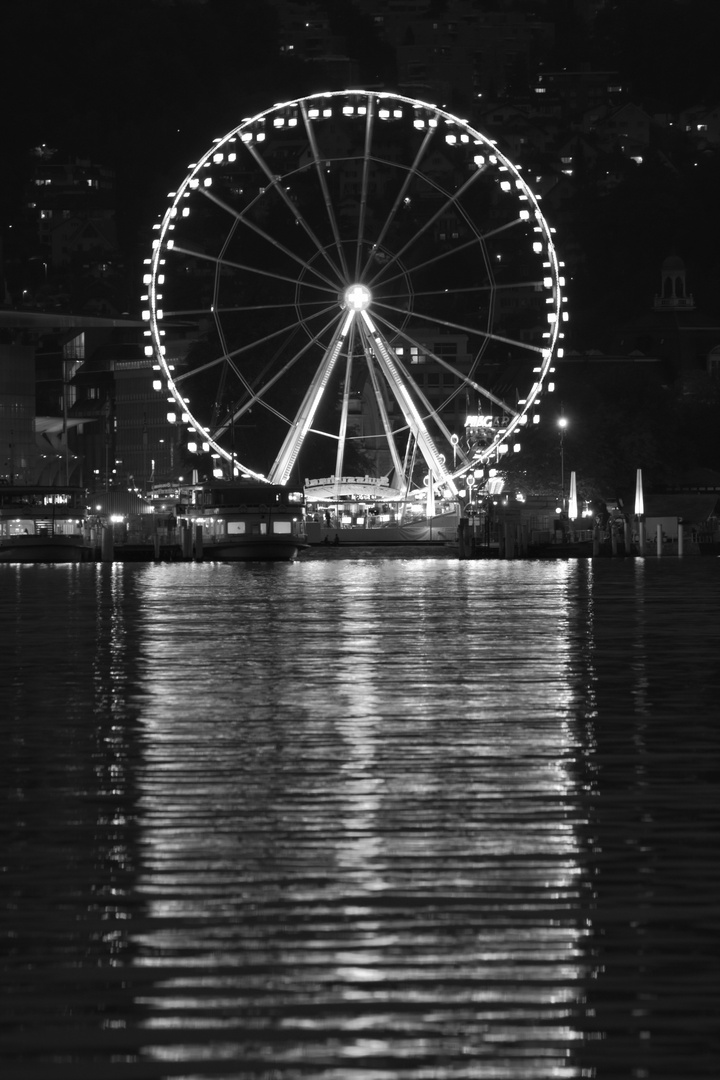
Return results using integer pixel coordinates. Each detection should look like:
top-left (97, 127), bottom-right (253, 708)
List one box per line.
top-left (305, 475), bottom-right (389, 488)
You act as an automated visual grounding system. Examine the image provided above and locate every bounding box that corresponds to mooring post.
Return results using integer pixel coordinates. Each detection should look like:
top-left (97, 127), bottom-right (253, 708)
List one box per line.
top-left (504, 522), bottom-right (513, 559)
top-left (101, 524), bottom-right (114, 562)
top-left (458, 517), bottom-right (467, 559)
top-left (180, 524), bottom-right (192, 559)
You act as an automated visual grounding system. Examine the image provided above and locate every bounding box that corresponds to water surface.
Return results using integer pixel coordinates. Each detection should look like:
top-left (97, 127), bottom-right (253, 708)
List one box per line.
top-left (2, 556), bottom-right (719, 1078)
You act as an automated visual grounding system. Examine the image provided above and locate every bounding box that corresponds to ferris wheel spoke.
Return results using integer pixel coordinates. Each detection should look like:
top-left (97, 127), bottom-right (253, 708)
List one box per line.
top-left (377, 279), bottom-right (543, 304)
top-left (241, 306), bottom-right (340, 374)
top-left (268, 309), bottom-right (356, 485)
top-left (356, 314), bottom-right (457, 492)
top-left (360, 127), bottom-right (436, 279)
top-left (211, 313), bottom-right (235, 429)
top-left (172, 356), bottom-right (224, 384)
top-left (363, 348), bottom-right (413, 483)
top-left (216, 395), bottom-right (293, 440)
top-left (171, 303), bottom-right (340, 388)
top-left (168, 243), bottom-right (341, 298)
top-left (370, 309), bottom-right (519, 419)
top-left (367, 166), bottom-right (486, 289)
top-left (333, 321), bottom-right (356, 480)
top-left (370, 235), bottom-right (484, 291)
top-left (212, 308), bottom-right (354, 451)
top-left (374, 297), bottom-right (549, 357)
top-left (481, 215), bottom-right (535, 241)
top-left (199, 185), bottom-right (340, 291)
top-left (300, 103), bottom-right (350, 282)
top-left (231, 306), bottom-right (349, 427)
top-left (373, 222), bottom-right (538, 295)
top-left (244, 141), bottom-right (344, 284)
top-left (354, 102), bottom-right (376, 280)
top-left (367, 320), bottom-right (476, 456)
top-left (163, 299), bottom-right (330, 318)
top-left (370, 214), bottom-right (530, 296)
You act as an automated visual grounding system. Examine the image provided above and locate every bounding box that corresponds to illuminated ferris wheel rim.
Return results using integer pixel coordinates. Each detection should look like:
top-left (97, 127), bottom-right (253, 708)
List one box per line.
top-left (144, 88), bottom-right (565, 486)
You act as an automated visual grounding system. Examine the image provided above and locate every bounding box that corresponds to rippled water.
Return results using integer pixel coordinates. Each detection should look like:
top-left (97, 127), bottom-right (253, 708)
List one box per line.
top-left (1, 555), bottom-right (719, 1079)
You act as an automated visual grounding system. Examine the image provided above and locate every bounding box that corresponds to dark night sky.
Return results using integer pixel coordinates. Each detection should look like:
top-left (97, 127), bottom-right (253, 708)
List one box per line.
top-left (2, 0), bottom-right (720, 488)
top-left (2, 0), bottom-right (719, 305)
top-left (3, 0), bottom-right (719, 207)
top-left (2, 2), bottom-right (296, 238)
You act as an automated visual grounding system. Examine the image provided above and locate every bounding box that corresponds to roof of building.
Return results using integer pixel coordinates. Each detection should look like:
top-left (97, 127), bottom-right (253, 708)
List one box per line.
top-left (0, 309), bottom-right (146, 329)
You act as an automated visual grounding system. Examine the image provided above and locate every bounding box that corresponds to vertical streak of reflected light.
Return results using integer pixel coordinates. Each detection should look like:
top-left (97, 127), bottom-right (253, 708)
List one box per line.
top-left (129, 561), bottom-right (594, 1078)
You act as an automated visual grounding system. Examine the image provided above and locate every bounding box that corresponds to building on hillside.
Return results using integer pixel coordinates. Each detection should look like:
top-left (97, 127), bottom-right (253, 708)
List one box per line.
top-left (531, 69), bottom-right (625, 122)
top-left (6, 146), bottom-right (124, 316)
top-left (591, 102), bottom-right (654, 161)
top-left (27, 147), bottom-right (117, 269)
top-left (114, 352), bottom-right (182, 492)
top-left (680, 102), bottom-right (720, 147)
top-left (0, 310), bottom-right (147, 488)
top-left (0, 343), bottom-right (37, 484)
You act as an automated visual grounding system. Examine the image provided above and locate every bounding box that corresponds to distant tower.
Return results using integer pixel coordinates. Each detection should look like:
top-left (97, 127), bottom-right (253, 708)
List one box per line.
top-left (654, 255), bottom-right (695, 310)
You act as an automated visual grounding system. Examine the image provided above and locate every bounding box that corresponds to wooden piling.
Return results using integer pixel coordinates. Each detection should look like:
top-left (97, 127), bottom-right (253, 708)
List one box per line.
top-left (507, 523), bottom-right (517, 559)
top-left (101, 525), bottom-right (114, 562)
top-left (458, 517), bottom-right (468, 559)
top-left (593, 526), bottom-right (601, 557)
top-left (180, 525), bottom-right (192, 559)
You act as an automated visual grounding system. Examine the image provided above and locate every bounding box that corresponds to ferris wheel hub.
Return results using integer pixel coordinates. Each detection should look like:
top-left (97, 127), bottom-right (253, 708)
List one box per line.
top-left (344, 283), bottom-right (372, 311)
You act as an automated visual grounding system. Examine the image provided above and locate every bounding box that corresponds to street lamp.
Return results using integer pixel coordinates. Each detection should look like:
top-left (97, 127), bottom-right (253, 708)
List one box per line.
top-left (558, 416), bottom-right (568, 512)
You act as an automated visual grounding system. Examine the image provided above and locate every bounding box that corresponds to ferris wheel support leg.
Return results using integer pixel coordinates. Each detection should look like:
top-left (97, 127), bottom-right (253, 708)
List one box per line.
top-left (334, 324), bottom-right (355, 482)
top-left (359, 312), bottom-right (458, 497)
top-left (268, 311), bottom-right (354, 486)
top-left (364, 352), bottom-right (406, 484)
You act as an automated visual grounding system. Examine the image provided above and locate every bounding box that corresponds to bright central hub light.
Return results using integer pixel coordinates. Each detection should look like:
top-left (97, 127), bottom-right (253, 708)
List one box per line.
top-left (345, 283), bottom-right (371, 311)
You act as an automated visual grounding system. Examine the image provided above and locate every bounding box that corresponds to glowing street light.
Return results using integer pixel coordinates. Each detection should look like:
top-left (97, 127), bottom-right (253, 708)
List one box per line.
top-left (558, 416), bottom-right (568, 512)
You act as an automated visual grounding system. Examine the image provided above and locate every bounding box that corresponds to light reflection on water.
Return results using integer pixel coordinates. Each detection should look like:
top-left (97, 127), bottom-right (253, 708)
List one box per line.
top-left (1, 556), bottom-right (719, 1079)
top-left (131, 560), bottom-right (586, 1078)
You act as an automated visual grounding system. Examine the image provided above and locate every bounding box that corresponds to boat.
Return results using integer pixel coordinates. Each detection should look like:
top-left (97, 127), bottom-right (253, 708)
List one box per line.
top-left (191, 480), bottom-right (309, 561)
top-left (304, 476), bottom-right (460, 546)
top-left (0, 485), bottom-right (90, 562)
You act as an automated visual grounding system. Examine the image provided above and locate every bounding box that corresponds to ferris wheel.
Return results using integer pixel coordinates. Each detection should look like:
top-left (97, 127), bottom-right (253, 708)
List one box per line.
top-left (144, 89), bottom-right (565, 496)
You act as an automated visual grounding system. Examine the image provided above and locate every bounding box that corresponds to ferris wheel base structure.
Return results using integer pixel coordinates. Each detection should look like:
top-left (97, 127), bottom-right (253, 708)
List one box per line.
top-left (144, 89), bottom-right (565, 500)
